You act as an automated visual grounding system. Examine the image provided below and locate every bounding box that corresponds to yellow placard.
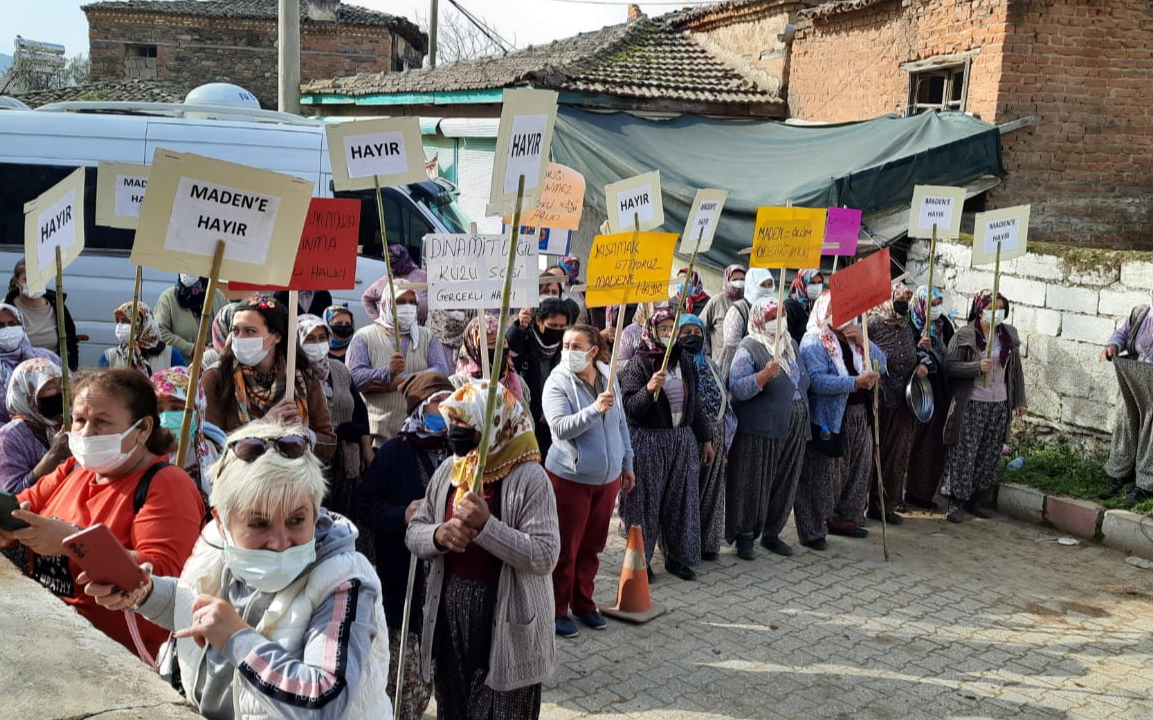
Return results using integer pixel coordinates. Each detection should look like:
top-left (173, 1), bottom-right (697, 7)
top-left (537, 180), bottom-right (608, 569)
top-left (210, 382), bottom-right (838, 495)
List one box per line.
top-left (585, 231), bottom-right (678, 308)
top-left (96, 161), bottom-right (150, 229)
top-left (325, 117), bottom-right (429, 192)
top-left (749, 206), bottom-right (827, 268)
top-left (132, 149), bottom-right (314, 285)
top-left (23, 167), bottom-right (86, 293)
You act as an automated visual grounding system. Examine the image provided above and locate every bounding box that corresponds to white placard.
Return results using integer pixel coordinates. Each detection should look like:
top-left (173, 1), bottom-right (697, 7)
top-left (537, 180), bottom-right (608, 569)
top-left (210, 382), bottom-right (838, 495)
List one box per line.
top-left (487, 88), bottom-right (558, 216)
top-left (23, 167), bottom-right (86, 292)
top-left (424, 233), bottom-right (540, 310)
top-left (344, 131), bottom-right (409, 179)
top-left (114, 174), bottom-right (148, 218)
top-left (605, 170), bottom-right (663, 233)
top-left (96, 161), bottom-right (150, 229)
top-left (37, 189), bottom-right (77, 271)
top-left (504, 114), bottom-right (548, 194)
top-left (165, 178), bottom-right (282, 265)
top-left (325, 118), bottom-right (428, 191)
top-left (908, 184), bottom-right (967, 239)
top-left (972, 205), bottom-right (1030, 266)
top-left (679, 188), bottom-right (728, 253)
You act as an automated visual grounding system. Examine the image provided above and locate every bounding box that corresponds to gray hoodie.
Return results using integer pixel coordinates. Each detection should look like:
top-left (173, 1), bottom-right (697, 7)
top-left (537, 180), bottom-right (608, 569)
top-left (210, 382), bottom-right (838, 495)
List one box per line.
top-left (542, 360), bottom-right (633, 485)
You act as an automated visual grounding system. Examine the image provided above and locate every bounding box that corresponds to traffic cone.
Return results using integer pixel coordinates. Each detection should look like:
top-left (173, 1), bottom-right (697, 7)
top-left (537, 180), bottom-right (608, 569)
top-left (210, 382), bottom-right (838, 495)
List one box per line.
top-left (602, 524), bottom-right (666, 624)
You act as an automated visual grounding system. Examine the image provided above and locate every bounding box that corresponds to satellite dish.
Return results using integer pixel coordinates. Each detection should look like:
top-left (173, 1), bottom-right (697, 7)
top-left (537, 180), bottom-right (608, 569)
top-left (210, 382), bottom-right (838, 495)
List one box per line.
top-left (184, 83), bottom-right (261, 109)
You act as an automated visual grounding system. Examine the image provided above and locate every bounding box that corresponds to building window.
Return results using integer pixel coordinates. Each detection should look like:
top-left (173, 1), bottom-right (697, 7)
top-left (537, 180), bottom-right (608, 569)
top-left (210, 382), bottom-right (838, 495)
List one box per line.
top-left (125, 44), bottom-right (157, 58)
top-left (124, 44), bottom-right (158, 79)
top-left (906, 59), bottom-right (970, 115)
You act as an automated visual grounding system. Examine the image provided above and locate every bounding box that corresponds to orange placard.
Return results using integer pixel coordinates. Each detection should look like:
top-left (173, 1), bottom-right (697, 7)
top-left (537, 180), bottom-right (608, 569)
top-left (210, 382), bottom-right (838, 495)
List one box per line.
top-left (829, 247), bottom-right (891, 327)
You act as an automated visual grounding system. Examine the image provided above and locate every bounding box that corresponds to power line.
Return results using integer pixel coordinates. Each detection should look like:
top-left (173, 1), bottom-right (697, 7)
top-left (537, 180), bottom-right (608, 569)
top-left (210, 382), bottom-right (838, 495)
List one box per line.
top-left (444, 0), bottom-right (514, 53)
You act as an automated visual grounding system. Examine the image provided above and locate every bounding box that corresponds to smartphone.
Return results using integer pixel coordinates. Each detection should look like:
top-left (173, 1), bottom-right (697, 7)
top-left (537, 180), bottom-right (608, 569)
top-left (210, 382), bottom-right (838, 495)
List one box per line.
top-left (63, 523), bottom-right (145, 592)
top-left (0, 492), bottom-right (28, 532)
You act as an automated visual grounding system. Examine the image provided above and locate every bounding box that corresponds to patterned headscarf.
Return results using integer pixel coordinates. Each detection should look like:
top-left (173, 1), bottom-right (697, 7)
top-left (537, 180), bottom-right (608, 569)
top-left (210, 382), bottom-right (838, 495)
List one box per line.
top-left (910, 285), bottom-right (944, 335)
top-left (789, 269), bottom-right (823, 311)
top-left (559, 255), bottom-right (581, 284)
top-left (637, 307), bottom-right (678, 359)
top-left (6, 357), bottom-right (61, 442)
top-left (677, 314), bottom-right (724, 417)
top-left (722, 264), bottom-right (747, 301)
top-left (868, 282), bottom-right (914, 327)
top-left (388, 244), bottom-right (418, 277)
top-left (748, 297), bottom-right (797, 378)
top-left (969, 289), bottom-right (1013, 367)
top-left (457, 313), bottom-right (524, 403)
top-left (440, 380), bottom-right (540, 504)
top-left (672, 268), bottom-right (709, 314)
top-left (113, 300), bottom-right (165, 374)
top-left (0, 303), bottom-right (36, 384)
top-left (323, 305), bottom-right (355, 351)
top-left (805, 291), bottom-right (865, 377)
top-left (296, 313), bottom-right (331, 384)
top-left (174, 275), bottom-right (209, 317)
top-left (744, 268), bottom-right (777, 306)
top-left (211, 302), bottom-right (239, 353)
top-left (150, 366), bottom-right (219, 488)
top-left (426, 309), bottom-right (470, 357)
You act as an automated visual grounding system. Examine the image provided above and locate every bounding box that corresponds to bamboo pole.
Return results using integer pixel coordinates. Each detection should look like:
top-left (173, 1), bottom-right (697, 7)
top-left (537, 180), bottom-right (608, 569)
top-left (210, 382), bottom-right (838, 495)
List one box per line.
top-left (127, 265), bottom-right (143, 370)
top-left (924, 223), bottom-right (937, 341)
top-left (860, 319), bottom-right (890, 562)
top-left (478, 305), bottom-right (490, 379)
top-left (54, 247), bottom-right (71, 432)
top-left (175, 241), bottom-right (225, 468)
top-left (984, 240), bottom-right (1003, 388)
top-left (373, 175), bottom-right (402, 334)
top-left (654, 225), bottom-right (705, 401)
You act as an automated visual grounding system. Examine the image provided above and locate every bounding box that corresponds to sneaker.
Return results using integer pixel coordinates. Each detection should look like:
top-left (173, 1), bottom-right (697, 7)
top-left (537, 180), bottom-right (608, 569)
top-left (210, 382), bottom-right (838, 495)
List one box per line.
top-left (736, 536), bottom-right (757, 560)
top-left (801, 537), bottom-right (828, 551)
top-left (575, 610), bottom-right (607, 631)
top-left (701, 551), bottom-right (720, 561)
top-left (664, 559), bottom-right (697, 581)
top-left (555, 617), bottom-right (580, 638)
top-left (1098, 476), bottom-right (1130, 500)
top-left (827, 522), bottom-right (869, 538)
top-left (760, 536), bottom-right (794, 556)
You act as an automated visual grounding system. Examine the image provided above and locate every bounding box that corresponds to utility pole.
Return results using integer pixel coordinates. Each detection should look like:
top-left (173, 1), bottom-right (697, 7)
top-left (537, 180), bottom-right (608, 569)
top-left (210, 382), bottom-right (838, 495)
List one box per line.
top-left (278, 0), bottom-right (301, 113)
top-left (428, 0), bottom-right (439, 68)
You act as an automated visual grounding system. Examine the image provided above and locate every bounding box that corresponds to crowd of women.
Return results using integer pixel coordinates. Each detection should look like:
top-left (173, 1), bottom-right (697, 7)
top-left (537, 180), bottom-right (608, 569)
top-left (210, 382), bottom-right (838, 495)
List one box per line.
top-left (0, 243), bottom-right (1062, 720)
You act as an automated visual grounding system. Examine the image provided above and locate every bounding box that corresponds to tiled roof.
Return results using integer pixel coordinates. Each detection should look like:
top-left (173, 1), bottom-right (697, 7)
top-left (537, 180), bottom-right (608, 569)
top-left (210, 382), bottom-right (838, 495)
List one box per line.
top-left (300, 15), bottom-right (781, 108)
top-left (798, 0), bottom-right (894, 20)
top-left (82, 1), bottom-right (427, 50)
top-left (14, 78), bottom-right (190, 107)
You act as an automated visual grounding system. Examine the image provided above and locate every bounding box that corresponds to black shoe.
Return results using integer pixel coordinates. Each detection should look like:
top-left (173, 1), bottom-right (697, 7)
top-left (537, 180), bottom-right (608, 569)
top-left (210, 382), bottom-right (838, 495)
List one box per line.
top-left (946, 501), bottom-right (967, 524)
top-left (664, 559), bottom-right (697, 581)
top-left (760, 536), bottom-right (794, 556)
top-left (965, 502), bottom-right (994, 519)
top-left (801, 537), bottom-right (827, 551)
top-left (1099, 476), bottom-right (1131, 499)
top-left (701, 551), bottom-right (719, 561)
top-left (555, 617), bottom-right (580, 638)
top-left (1122, 486), bottom-right (1153, 508)
top-left (867, 510), bottom-right (905, 526)
top-left (736, 537), bottom-right (756, 560)
top-left (827, 522), bottom-right (869, 538)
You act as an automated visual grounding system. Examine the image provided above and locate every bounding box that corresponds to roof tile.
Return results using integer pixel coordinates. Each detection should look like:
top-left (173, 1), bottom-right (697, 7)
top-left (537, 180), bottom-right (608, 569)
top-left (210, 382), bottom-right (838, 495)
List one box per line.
top-left (14, 78), bottom-right (190, 107)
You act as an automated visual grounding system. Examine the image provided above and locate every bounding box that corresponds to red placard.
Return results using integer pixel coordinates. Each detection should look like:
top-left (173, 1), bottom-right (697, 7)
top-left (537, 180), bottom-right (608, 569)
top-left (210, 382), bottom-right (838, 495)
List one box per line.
top-left (830, 247), bottom-right (891, 327)
top-left (230, 198), bottom-right (360, 292)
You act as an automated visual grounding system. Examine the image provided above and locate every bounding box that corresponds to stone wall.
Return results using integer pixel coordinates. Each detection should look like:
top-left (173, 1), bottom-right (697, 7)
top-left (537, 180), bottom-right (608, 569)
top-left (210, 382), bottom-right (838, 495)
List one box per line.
top-left (906, 237), bottom-right (1153, 435)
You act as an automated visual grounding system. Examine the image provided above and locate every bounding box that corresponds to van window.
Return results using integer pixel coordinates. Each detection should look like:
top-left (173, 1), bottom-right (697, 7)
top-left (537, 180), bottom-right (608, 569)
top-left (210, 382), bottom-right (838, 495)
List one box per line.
top-left (0, 163), bottom-right (135, 253)
top-left (337, 187), bottom-right (431, 266)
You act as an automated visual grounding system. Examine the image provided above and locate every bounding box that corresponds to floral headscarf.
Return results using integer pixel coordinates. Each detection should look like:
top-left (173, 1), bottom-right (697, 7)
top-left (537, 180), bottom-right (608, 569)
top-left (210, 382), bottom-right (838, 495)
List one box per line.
top-left (560, 255), bottom-right (581, 284)
top-left (868, 282), bottom-right (914, 327)
top-left (722, 264), bottom-right (747, 301)
top-left (296, 313), bottom-right (331, 384)
top-left (672, 268), bottom-right (709, 314)
top-left (151, 366), bottom-right (218, 489)
top-left (789, 269), bottom-right (823, 311)
top-left (637, 307), bottom-right (677, 359)
top-left (113, 300), bottom-right (164, 373)
top-left (6, 357), bottom-right (61, 443)
top-left (748, 297), bottom-right (797, 378)
top-left (910, 285), bottom-right (944, 335)
top-left (457, 313), bottom-right (524, 403)
top-left (174, 275), bottom-right (209, 317)
top-left (389, 244), bottom-right (418, 277)
top-left (969, 289), bottom-right (1013, 367)
top-left (323, 305), bottom-right (355, 351)
top-left (440, 380), bottom-right (540, 504)
top-left (426, 309), bottom-right (470, 356)
top-left (211, 302), bottom-right (239, 353)
top-left (677, 314), bottom-right (724, 417)
top-left (804, 291), bottom-right (865, 377)
top-left (744, 268), bottom-right (777, 306)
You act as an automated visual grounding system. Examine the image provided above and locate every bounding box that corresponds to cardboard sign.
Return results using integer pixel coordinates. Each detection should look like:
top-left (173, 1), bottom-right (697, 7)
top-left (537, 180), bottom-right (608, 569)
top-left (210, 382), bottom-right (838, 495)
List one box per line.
top-left (23, 167), bottom-right (86, 293)
top-left (326, 117), bottom-right (429, 191)
top-left (510, 225), bottom-right (572, 256)
top-left (750, 206), bottom-right (827, 269)
top-left (605, 171), bottom-right (663, 233)
top-left (679, 188), bottom-right (728, 253)
top-left (504, 163), bottom-right (585, 232)
top-left (823, 207), bottom-right (862, 256)
top-left (133, 149), bottom-right (313, 285)
top-left (424, 233), bottom-right (540, 310)
top-left (909, 185), bottom-right (966, 239)
top-left (830, 247), bottom-right (892, 327)
top-left (487, 88), bottom-right (558, 215)
top-left (585, 231), bottom-right (678, 308)
top-left (96, 161), bottom-right (150, 229)
top-left (230, 198), bottom-right (361, 292)
top-left (972, 205), bottom-right (1031, 266)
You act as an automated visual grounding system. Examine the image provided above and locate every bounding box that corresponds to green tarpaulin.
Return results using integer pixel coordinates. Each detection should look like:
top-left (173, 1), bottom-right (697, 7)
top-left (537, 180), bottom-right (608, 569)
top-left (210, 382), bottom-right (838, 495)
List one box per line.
top-left (551, 108), bottom-right (1004, 269)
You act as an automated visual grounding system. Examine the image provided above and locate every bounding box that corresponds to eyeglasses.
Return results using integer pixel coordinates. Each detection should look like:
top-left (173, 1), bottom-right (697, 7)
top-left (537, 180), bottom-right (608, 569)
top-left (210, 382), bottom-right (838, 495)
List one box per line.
top-left (228, 435), bottom-right (311, 462)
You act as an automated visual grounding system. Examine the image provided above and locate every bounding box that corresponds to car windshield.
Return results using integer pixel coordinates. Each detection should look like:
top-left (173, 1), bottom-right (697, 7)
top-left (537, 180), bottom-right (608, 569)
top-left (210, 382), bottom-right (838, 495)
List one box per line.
top-left (418, 192), bottom-right (471, 234)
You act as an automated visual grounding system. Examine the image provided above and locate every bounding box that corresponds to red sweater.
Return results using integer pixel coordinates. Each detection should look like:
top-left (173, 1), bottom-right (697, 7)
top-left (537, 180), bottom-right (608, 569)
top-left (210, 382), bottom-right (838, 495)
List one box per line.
top-left (18, 457), bottom-right (204, 655)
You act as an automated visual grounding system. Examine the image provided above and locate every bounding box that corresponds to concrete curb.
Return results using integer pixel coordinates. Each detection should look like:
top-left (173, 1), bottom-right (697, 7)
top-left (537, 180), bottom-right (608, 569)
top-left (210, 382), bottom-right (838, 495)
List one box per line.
top-left (996, 483), bottom-right (1046, 524)
top-left (996, 483), bottom-right (1153, 561)
top-left (1102, 509), bottom-right (1153, 561)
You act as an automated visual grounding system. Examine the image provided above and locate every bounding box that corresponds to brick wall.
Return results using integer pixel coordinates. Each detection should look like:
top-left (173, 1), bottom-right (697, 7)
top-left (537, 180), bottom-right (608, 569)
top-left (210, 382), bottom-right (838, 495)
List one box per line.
top-left (87, 9), bottom-right (411, 109)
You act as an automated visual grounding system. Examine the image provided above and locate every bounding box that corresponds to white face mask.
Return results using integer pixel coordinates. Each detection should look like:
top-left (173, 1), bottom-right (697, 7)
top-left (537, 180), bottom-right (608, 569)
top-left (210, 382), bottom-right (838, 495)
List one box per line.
top-left (562, 348), bottom-right (593, 374)
top-left (302, 342), bottom-right (328, 364)
top-left (729, 280), bottom-right (746, 293)
top-left (807, 283), bottom-right (824, 301)
top-left (222, 527), bottom-right (317, 593)
top-left (395, 304), bottom-right (418, 331)
top-left (68, 419), bottom-right (142, 475)
top-left (929, 306), bottom-right (945, 321)
top-left (983, 309), bottom-right (1007, 325)
top-left (0, 326), bottom-right (25, 352)
top-left (233, 336), bottom-right (271, 367)
top-left (21, 284), bottom-right (45, 300)
top-left (114, 323), bottom-right (133, 345)
top-left (178, 274), bottom-right (200, 287)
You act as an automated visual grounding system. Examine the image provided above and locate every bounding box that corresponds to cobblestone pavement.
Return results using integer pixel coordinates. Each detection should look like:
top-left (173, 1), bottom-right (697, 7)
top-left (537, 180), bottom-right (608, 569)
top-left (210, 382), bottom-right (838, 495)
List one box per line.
top-left (519, 510), bottom-right (1153, 720)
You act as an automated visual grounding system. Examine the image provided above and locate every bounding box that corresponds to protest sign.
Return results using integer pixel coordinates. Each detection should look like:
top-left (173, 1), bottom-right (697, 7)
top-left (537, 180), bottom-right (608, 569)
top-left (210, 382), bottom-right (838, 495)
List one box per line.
top-left (510, 225), bottom-right (571, 256)
top-left (96, 162), bottom-right (150, 229)
top-left (132, 149), bottom-right (313, 286)
top-left (605, 171), bottom-right (663, 233)
top-left (504, 163), bottom-right (585, 232)
top-left (749, 206), bottom-right (827, 269)
top-left (823, 207), bottom-right (862, 256)
top-left (326, 117), bottom-right (429, 191)
top-left (972, 205), bottom-right (1030, 266)
top-left (678, 188), bottom-right (728, 253)
top-left (830, 247), bottom-right (892, 328)
top-left (424, 233), bottom-right (540, 310)
top-left (909, 185), bottom-right (966, 239)
top-left (23, 167), bottom-right (85, 293)
top-left (230, 198), bottom-right (361, 292)
top-left (584, 231), bottom-right (678, 308)
top-left (487, 88), bottom-right (558, 215)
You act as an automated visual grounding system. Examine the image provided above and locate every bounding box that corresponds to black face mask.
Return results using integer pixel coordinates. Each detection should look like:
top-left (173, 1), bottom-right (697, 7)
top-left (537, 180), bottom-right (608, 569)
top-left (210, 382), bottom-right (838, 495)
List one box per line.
top-left (537, 326), bottom-right (565, 346)
top-left (37, 393), bottom-right (63, 418)
top-left (447, 425), bottom-right (481, 457)
top-left (330, 324), bottom-right (355, 339)
top-left (892, 301), bottom-right (910, 316)
top-left (678, 335), bottom-right (704, 355)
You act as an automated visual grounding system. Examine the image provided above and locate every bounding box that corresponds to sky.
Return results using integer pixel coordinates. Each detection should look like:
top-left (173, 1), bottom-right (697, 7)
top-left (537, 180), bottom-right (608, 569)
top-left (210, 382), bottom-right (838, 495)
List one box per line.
top-left (1, 0), bottom-right (715, 57)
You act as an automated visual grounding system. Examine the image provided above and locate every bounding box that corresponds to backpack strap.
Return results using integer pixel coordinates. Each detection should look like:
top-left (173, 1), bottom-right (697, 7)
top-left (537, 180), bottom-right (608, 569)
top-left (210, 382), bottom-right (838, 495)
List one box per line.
top-left (133, 461), bottom-right (172, 514)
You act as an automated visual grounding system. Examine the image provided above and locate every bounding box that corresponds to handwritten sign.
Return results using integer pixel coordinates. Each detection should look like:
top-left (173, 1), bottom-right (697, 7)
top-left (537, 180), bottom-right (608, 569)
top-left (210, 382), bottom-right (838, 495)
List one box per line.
top-left (133, 149), bottom-right (313, 285)
top-left (679, 188), bottom-right (728, 253)
top-left (487, 88), bottom-right (558, 215)
top-left (909, 185), bottom-right (966, 239)
top-left (503, 163), bottom-right (585, 232)
top-left (23, 167), bottom-right (86, 293)
top-left (230, 198), bottom-right (361, 292)
top-left (605, 171), bottom-right (663, 233)
top-left (424, 234), bottom-right (540, 310)
top-left (585, 231), bottom-right (678, 308)
top-left (750, 206), bottom-right (827, 269)
top-left (830, 247), bottom-right (892, 327)
top-left (325, 118), bottom-right (428, 191)
top-left (95, 161), bottom-right (150, 229)
top-left (972, 205), bottom-right (1030, 266)
top-left (823, 207), bottom-right (861, 256)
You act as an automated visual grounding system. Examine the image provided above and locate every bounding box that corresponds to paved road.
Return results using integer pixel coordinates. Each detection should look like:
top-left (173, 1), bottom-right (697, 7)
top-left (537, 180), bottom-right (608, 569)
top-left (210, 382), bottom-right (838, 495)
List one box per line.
top-left (514, 509), bottom-right (1153, 720)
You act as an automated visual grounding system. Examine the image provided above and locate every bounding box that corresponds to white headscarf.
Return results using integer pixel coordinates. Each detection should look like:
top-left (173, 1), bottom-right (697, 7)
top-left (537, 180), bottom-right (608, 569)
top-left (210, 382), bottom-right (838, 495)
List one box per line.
top-left (744, 268), bottom-right (777, 305)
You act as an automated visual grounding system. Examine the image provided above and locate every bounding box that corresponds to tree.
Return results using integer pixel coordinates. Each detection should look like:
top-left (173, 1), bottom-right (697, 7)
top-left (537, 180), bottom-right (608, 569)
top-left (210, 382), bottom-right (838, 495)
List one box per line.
top-left (1, 52), bottom-right (89, 95)
top-left (418, 5), bottom-right (515, 65)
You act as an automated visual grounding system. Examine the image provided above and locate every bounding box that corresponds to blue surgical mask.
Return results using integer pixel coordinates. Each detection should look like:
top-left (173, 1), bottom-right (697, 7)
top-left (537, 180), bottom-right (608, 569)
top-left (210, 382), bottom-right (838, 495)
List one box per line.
top-left (424, 412), bottom-right (447, 434)
top-left (222, 528), bottom-right (316, 593)
top-left (159, 409), bottom-right (197, 439)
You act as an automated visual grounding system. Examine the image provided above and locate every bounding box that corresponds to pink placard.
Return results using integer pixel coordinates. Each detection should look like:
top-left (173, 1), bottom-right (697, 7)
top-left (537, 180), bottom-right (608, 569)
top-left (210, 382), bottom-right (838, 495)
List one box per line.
top-left (823, 207), bottom-right (862, 256)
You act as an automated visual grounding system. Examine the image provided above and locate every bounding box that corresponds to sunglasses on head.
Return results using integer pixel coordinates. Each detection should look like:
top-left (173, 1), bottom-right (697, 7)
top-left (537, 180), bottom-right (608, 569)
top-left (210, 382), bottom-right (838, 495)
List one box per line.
top-left (228, 435), bottom-right (311, 462)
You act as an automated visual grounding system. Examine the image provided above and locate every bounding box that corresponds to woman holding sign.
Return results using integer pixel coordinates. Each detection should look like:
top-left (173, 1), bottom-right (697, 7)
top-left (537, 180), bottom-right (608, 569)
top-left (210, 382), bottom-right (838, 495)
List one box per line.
top-left (785, 269), bottom-right (826, 345)
top-left (939, 290), bottom-right (1027, 523)
top-left (904, 286), bottom-right (955, 510)
top-left (362, 243), bottom-right (430, 324)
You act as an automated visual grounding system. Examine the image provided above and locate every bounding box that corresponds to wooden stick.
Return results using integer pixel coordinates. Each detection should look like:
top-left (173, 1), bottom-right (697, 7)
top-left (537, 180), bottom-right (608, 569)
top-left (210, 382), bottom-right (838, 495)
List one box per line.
top-left (470, 175), bottom-right (526, 496)
top-left (127, 265), bottom-right (143, 370)
top-left (285, 290), bottom-right (299, 402)
top-left (176, 241), bottom-right (225, 469)
top-left (924, 223), bottom-right (937, 341)
top-left (832, 256), bottom-right (840, 274)
top-left (606, 212), bottom-right (641, 395)
top-left (478, 305), bottom-right (490, 378)
top-left (54, 247), bottom-right (71, 432)
top-left (860, 319), bottom-right (890, 562)
top-left (655, 225), bottom-right (705, 401)
top-left (774, 267), bottom-right (788, 358)
top-left (984, 239), bottom-right (1003, 388)
top-left (373, 175), bottom-right (402, 334)
top-left (394, 553), bottom-right (418, 709)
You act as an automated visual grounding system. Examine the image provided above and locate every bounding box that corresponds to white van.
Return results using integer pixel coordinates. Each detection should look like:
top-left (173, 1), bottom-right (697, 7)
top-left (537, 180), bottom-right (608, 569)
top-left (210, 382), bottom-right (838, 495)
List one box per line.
top-left (0, 96), bottom-right (472, 366)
